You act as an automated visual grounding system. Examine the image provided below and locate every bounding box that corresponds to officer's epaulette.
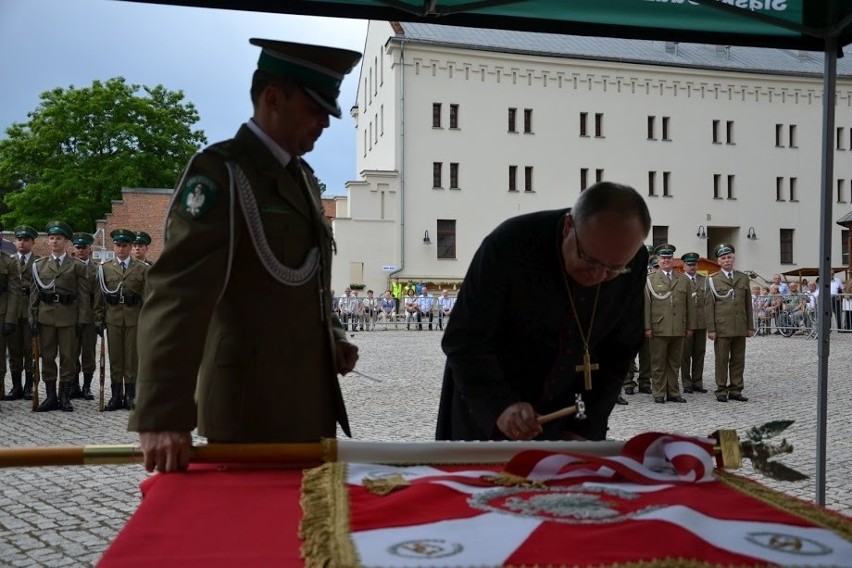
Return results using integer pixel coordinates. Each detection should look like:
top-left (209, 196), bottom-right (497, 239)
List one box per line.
top-left (34, 256), bottom-right (49, 264)
top-left (708, 271), bottom-right (721, 277)
top-left (72, 257), bottom-right (85, 264)
top-left (205, 140), bottom-right (232, 159)
top-left (301, 159), bottom-right (316, 174)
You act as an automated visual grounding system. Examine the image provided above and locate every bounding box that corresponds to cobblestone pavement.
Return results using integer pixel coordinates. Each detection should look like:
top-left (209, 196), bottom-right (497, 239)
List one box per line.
top-left (1, 331), bottom-right (851, 566)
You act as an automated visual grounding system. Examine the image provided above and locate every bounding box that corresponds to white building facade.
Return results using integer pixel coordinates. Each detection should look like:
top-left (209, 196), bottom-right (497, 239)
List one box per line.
top-left (331, 21), bottom-right (852, 294)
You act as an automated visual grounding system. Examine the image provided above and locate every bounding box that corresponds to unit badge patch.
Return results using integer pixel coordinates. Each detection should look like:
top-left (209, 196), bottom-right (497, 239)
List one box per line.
top-left (180, 175), bottom-right (217, 218)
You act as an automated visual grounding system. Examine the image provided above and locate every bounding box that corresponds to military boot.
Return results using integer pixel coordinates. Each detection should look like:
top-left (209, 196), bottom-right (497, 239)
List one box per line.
top-left (124, 383), bottom-right (136, 410)
top-left (36, 381), bottom-right (60, 412)
top-left (5, 372), bottom-right (23, 400)
top-left (58, 382), bottom-right (74, 412)
top-left (23, 373), bottom-right (34, 400)
top-left (81, 373), bottom-right (95, 400)
top-left (104, 382), bottom-right (124, 411)
top-left (69, 375), bottom-right (83, 399)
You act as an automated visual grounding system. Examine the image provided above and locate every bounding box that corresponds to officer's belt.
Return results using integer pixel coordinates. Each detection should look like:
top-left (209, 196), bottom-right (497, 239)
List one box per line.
top-left (40, 292), bottom-right (76, 305)
top-left (105, 292), bottom-right (142, 306)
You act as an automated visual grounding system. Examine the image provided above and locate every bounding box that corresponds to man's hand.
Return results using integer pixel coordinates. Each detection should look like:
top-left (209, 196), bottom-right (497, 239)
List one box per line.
top-left (336, 340), bottom-right (359, 376)
top-left (644, 329), bottom-right (652, 338)
top-left (2, 322), bottom-right (16, 336)
top-left (496, 402), bottom-right (542, 441)
top-left (139, 431), bottom-right (192, 473)
top-left (685, 329), bottom-right (693, 338)
top-left (746, 329), bottom-right (756, 338)
top-left (708, 332), bottom-right (717, 340)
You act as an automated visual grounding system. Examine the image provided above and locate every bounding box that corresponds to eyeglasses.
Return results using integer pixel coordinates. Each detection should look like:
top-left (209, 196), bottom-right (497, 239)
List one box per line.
top-left (573, 226), bottom-right (632, 277)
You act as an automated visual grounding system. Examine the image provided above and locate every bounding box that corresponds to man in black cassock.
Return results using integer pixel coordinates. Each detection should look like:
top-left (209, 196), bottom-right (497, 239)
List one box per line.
top-left (436, 182), bottom-right (650, 442)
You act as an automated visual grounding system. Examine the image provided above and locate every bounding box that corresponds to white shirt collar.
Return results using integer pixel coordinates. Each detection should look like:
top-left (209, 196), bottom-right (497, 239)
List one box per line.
top-left (52, 253), bottom-right (67, 263)
top-left (246, 119), bottom-right (293, 168)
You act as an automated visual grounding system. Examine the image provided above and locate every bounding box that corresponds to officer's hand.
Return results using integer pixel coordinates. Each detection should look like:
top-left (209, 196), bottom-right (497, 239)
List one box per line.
top-left (708, 332), bottom-right (717, 341)
top-left (335, 340), bottom-right (359, 376)
top-left (644, 329), bottom-right (653, 339)
top-left (2, 322), bottom-right (15, 336)
top-left (496, 402), bottom-right (542, 441)
top-left (138, 431), bottom-right (192, 473)
top-left (29, 322), bottom-right (39, 335)
top-left (75, 324), bottom-right (84, 338)
top-left (96, 323), bottom-right (105, 337)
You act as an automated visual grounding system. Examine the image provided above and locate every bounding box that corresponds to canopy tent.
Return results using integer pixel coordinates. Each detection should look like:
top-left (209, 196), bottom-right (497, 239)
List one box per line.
top-left (117, 0), bottom-right (852, 506)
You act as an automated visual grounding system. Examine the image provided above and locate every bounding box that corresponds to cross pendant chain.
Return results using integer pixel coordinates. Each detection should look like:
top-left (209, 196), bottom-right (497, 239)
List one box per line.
top-left (575, 349), bottom-right (599, 391)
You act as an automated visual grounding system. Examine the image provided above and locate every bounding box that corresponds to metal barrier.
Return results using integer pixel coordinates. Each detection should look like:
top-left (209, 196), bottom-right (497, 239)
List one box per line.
top-left (753, 293), bottom-right (852, 337)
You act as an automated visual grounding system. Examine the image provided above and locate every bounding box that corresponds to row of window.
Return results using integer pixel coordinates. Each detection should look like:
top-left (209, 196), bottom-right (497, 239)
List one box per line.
top-left (363, 54), bottom-right (384, 109)
top-left (363, 105), bottom-right (385, 156)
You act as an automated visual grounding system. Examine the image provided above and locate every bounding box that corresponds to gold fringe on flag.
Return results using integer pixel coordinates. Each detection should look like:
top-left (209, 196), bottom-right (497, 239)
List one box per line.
top-left (299, 462), bottom-right (359, 568)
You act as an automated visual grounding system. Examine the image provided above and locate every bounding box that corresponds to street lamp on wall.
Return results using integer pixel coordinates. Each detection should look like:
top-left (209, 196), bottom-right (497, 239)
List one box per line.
top-left (423, 230), bottom-right (431, 245)
top-left (696, 225), bottom-right (707, 239)
top-left (747, 227), bottom-right (758, 240)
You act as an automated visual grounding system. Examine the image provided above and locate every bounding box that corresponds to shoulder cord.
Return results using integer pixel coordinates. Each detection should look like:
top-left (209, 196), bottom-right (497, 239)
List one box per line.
top-left (645, 276), bottom-right (673, 300)
top-left (707, 275), bottom-right (735, 300)
top-left (31, 260), bottom-right (56, 292)
top-left (96, 263), bottom-right (123, 295)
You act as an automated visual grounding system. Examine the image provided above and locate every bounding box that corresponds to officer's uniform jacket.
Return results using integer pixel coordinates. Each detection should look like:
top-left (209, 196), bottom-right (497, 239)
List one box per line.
top-left (0, 254), bottom-right (22, 326)
top-left (644, 270), bottom-right (695, 337)
top-left (704, 270), bottom-right (754, 337)
top-left (16, 254), bottom-right (38, 321)
top-left (29, 256), bottom-right (92, 327)
top-left (129, 124), bottom-right (350, 443)
top-left (95, 258), bottom-right (147, 326)
top-left (80, 260), bottom-right (98, 325)
top-left (685, 273), bottom-right (707, 330)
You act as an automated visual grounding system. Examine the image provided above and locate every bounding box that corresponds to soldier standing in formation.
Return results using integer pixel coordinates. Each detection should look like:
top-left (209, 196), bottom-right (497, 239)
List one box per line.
top-left (71, 232), bottom-right (98, 400)
top-left (30, 221), bottom-right (92, 412)
top-left (132, 231), bottom-right (152, 266)
top-left (679, 252), bottom-right (708, 394)
top-left (6, 226), bottom-right (39, 400)
top-left (623, 248), bottom-right (655, 397)
top-left (705, 243), bottom-right (754, 402)
top-left (95, 229), bottom-right (148, 411)
top-left (0, 230), bottom-right (21, 405)
top-left (644, 244), bottom-right (694, 403)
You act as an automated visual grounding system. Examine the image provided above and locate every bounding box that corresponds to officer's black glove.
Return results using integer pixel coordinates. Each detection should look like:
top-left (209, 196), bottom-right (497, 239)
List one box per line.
top-left (96, 323), bottom-right (105, 337)
top-left (2, 322), bottom-right (15, 336)
top-left (30, 322), bottom-right (39, 335)
top-left (75, 324), bottom-right (85, 338)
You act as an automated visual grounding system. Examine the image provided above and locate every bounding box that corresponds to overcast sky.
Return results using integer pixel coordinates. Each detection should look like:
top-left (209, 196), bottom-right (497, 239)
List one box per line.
top-left (0, 0), bottom-right (368, 196)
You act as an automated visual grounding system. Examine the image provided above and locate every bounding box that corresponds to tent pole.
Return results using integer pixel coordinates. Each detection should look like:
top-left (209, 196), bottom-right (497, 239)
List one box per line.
top-left (815, 35), bottom-right (838, 508)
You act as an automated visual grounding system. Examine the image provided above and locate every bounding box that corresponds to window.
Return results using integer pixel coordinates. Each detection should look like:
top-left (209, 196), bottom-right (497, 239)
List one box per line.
top-left (437, 219), bottom-right (456, 259)
top-left (363, 130), bottom-right (367, 157)
top-left (780, 229), bottom-right (794, 264)
top-left (726, 120), bottom-right (735, 144)
top-left (648, 171), bottom-right (657, 197)
top-left (713, 174), bottom-right (721, 199)
top-left (789, 177), bottom-right (798, 202)
top-left (594, 113), bottom-right (604, 137)
top-left (523, 109), bottom-right (533, 133)
top-left (647, 116), bottom-right (656, 140)
top-left (712, 120), bottom-right (720, 143)
top-left (595, 169), bottom-right (604, 183)
top-left (432, 162), bottom-right (442, 188)
top-left (579, 112), bottom-right (588, 136)
top-left (837, 127), bottom-right (845, 150)
top-left (663, 171), bottom-right (671, 196)
top-left (432, 103), bottom-right (441, 128)
top-left (842, 229), bottom-right (850, 266)
top-left (662, 116), bottom-right (671, 141)
top-left (839, 179), bottom-right (847, 203)
top-left (580, 168), bottom-right (589, 190)
top-left (789, 124), bottom-right (797, 148)
top-left (652, 226), bottom-right (669, 248)
top-left (727, 174), bottom-right (735, 199)
top-left (508, 165), bottom-right (517, 191)
top-left (524, 166), bottom-right (533, 192)
top-left (449, 163), bottom-right (459, 189)
top-left (776, 177), bottom-right (785, 201)
top-left (369, 123), bottom-right (373, 149)
top-left (508, 108), bottom-right (517, 132)
top-left (449, 104), bottom-right (459, 129)
top-left (775, 124), bottom-right (784, 147)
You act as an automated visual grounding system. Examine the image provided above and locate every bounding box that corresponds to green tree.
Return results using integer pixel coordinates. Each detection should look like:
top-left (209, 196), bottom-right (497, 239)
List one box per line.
top-left (0, 77), bottom-right (206, 231)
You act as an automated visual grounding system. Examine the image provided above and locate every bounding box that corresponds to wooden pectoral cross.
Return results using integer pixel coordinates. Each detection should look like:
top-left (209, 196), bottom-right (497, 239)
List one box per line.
top-left (575, 350), bottom-right (599, 391)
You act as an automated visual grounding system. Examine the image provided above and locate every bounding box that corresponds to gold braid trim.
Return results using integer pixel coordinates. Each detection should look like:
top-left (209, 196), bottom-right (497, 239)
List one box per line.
top-left (299, 462), bottom-right (359, 568)
top-left (716, 470), bottom-right (852, 542)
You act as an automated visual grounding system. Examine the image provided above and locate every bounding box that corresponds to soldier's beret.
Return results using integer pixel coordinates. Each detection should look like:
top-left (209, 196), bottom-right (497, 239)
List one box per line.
top-left (110, 229), bottom-right (134, 244)
top-left (250, 38), bottom-right (361, 119)
top-left (72, 232), bottom-right (94, 247)
top-left (653, 243), bottom-right (676, 257)
top-left (45, 220), bottom-right (73, 239)
top-left (14, 225), bottom-right (38, 239)
top-left (681, 252), bottom-right (700, 263)
top-left (714, 243), bottom-right (735, 258)
top-left (134, 231), bottom-right (152, 245)
top-left (649, 255), bottom-right (659, 267)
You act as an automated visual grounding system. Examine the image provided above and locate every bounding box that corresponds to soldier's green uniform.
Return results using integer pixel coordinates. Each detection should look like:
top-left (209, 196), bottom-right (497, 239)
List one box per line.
top-left (95, 229), bottom-right (148, 411)
top-left (30, 221), bottom-right (92, 412)
top-left (0, 246), bottom-right (22, 402)
top-left (679, 252), bottom-right (708, 393)
top-left (704, 244), bottom-right (754, 402)
top-left (71, 232), bottom-right (98, 400)
top-left (624, 251), bottom-right (655, 395)
top-left (7, 225), bottom-right (39, 400)
top-left (644, 244), bottom-right (695, 402)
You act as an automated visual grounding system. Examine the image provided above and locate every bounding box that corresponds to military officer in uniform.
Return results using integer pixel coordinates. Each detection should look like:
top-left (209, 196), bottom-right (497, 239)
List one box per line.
top-left (623, 248), bottom-right (655, 397)
top-left (132, 231), bottom-right (152, 265)
top-left (705, 243), bottom-right (754, 402)
top-left (644, 244), bottom-right (694, 403)
top-left (7, 226), bottom-right (40, 400)
top-left (30, 221), bottom-right (92, 412)
top-left (129, 39), bottom-right (362, 473)
top-left (71, 232), bottom-right (98, 400)
top-left (95, 229), bottom-right (148, 411)
top-left (0, 229), bottom-right (21, 402)
top-left (679, 252), bottom-right (708, 394)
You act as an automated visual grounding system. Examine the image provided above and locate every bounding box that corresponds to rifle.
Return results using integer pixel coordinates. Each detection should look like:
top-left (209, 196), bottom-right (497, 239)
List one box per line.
top-left (98, 328), bottom-right (106, 412)
top-left (31, 333), bottom-right (40, 412)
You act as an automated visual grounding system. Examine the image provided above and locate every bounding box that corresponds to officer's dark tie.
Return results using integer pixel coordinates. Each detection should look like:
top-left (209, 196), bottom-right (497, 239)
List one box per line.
top-left (55, 257), bottom-right (61, 269)
top-left (20, 255), bottom-right (25, 266)
top-left (121, 261), bottom-right (126, 273)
